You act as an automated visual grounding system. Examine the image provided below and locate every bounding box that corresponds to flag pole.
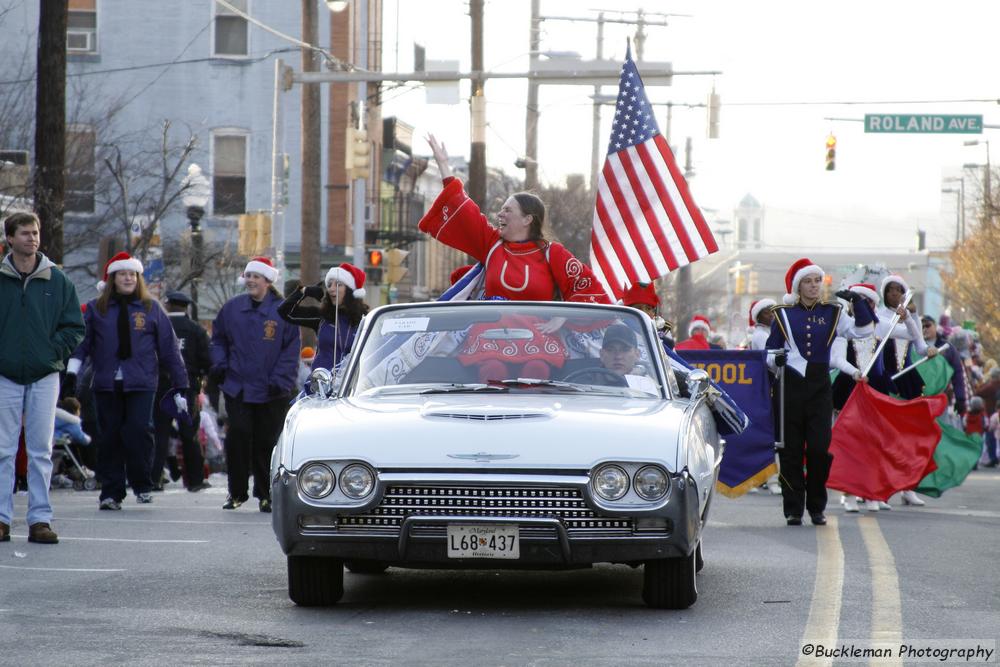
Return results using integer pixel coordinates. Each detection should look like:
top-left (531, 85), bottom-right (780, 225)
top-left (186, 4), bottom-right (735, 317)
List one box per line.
top-left (860, 290), bottom-right (913, 378)
top-left (891, 343), bottom-right (950, 381)
top-left (776, 362), bottom-right (785, 450)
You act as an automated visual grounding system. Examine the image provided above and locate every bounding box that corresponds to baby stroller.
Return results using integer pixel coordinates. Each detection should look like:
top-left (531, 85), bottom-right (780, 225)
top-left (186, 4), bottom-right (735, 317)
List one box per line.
top-left (52, 433), bottom-right (99, 491)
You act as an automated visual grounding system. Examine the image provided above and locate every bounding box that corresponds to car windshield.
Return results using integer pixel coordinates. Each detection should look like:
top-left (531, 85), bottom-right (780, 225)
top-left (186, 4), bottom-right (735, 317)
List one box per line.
top-left (343, 303), bottom-right (665, 399)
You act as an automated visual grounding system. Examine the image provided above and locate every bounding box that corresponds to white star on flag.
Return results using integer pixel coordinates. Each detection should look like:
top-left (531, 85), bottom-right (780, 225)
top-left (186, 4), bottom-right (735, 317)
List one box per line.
top-left (589, 45), bottom-right (719, 300)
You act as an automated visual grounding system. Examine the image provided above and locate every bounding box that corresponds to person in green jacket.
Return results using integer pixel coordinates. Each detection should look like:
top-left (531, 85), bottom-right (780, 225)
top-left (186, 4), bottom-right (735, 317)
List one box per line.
top-left (0, 212), bottom-right (84, 545)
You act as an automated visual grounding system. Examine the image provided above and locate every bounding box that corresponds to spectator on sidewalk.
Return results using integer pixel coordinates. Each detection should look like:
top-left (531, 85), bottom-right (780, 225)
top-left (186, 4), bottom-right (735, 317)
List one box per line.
top-left (986, 406), bottom-right (1000, 468)
top-left (0, 212), bottom-right (85, 544)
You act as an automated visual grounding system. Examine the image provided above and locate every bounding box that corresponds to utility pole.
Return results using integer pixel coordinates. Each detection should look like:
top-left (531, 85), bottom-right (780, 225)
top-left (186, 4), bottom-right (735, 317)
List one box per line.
top-left (589, 12), bottom-right (604, 193)
top-left (469, 0), bottom-right (487, 208)
top-left (300, 0), bottom-right (321, 292)
top-left (674, 135), bottom-right (695, 339)
top-left (525, 0), bottom-right (540, 191)
top-left (34, 0), bottom-right (68, 264)
top-left (351, 0), bottom-right (369, 270)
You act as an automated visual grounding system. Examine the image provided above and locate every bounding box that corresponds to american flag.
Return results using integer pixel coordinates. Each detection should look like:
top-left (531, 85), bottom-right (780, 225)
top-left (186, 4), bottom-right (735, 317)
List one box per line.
top-left (589, 47), bottom-right (719, 300)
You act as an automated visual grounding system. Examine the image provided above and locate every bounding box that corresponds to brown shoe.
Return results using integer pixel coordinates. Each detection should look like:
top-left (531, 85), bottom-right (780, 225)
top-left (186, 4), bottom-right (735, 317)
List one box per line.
top-left (0, 522), bottom-right (9, 542)
top-left (28, 522), bottom-right (59, 544)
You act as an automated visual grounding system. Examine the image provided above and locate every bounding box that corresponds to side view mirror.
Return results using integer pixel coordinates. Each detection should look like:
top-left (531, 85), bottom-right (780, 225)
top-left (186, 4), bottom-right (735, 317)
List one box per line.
top-left (685, 368), bottom-right (711, 398)
top-left (309, 367), bottom-right (335, 398)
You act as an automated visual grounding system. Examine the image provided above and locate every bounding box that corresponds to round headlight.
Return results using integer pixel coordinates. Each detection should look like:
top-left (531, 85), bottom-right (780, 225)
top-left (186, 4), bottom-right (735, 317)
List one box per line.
top-left (339, 464), bottom-right (375, 499)
top-left (299, 463), bottom-right (335, 498)
top-left (634, 466), bottom-right (669, 500)
top-left (593, 465), bottom-right (629, 501)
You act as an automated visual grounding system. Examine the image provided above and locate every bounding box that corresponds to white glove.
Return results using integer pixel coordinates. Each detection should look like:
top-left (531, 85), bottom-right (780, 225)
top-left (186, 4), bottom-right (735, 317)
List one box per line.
top-left (173, 393), bottom-right (189, 413)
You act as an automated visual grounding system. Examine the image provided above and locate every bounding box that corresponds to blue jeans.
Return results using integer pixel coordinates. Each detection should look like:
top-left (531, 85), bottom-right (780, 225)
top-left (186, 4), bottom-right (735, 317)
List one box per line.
top-left (985, 430), bottom-right (999, 464)
top-left (94, 388), bottom-right (155, 501)
top-left (0, 373), bottom-right (59, 526)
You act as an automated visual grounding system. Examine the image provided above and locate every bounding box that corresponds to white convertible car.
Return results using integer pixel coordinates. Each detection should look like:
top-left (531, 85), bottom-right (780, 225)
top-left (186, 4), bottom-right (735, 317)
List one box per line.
top-left (271, 301), bottom-right (726, 609)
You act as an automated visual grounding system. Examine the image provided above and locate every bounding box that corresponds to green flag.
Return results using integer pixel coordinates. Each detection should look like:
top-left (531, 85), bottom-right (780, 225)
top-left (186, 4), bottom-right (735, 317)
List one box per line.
top-left (916, 354), bottom-right (954, 396)
top-left (916, 418), bottom-right (981, 498)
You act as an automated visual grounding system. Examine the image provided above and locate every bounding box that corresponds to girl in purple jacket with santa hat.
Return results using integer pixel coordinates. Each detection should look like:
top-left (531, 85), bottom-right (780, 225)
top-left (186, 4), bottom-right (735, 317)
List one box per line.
top-left (67, 252), bottom-right (188, 510)
top-left (278, 262), bottom-right (370, 374)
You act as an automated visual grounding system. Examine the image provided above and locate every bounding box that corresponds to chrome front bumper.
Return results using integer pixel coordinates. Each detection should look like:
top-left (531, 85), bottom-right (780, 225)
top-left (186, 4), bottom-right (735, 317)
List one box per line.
top-left (271, 471), bottom-right (704, 565)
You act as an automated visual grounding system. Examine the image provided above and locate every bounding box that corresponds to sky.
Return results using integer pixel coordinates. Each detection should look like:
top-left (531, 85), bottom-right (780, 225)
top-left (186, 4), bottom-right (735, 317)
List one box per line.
top-left (380, 0), bottom-right (1000, 252)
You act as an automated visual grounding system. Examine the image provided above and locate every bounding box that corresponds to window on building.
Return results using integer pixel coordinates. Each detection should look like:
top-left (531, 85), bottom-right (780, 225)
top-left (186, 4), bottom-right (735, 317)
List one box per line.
top-left (67, 0), bottom-right (98, 54)
top-left (214, 0), bottom-right (249, 57)
top-left (212, 133), bottom-right (247, 215)
top-left (65, 125), bottom-right (96, 213)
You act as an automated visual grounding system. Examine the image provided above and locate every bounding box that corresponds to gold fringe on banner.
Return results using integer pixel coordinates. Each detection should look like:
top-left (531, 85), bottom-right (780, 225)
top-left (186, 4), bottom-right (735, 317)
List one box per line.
top-left (715, 462), bottom-right (778, 499)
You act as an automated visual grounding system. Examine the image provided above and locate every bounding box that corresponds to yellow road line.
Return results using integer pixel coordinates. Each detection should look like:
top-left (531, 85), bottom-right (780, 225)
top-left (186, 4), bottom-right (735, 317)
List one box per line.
top-left (859, 517), bottom-right (903, 667)
top-left (796, 516), bottom-right (844, 667)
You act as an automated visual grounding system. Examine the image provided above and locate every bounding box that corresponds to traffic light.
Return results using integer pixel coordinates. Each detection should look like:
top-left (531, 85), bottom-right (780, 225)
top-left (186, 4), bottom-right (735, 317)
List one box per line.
top-left (365, 248), bottom-right (383, 285)
top-left (825, 134), bottom-right (836, 171)
top-left (748, 271), bottom-right (759, 294)
top-left (385, 247), bottom-right (409, 284)
top-left (345, 127), bottom-right (371, 179)
top-left (734, 273), bottom-right (745, 295)
top-left (822, 274), bottom-right (833, 300)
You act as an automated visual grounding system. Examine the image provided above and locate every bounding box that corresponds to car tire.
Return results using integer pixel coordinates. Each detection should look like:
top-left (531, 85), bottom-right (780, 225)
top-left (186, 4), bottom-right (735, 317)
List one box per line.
top-left (287, 555), bottom-right (344, 606)
top-left (642, 550), bottom-right (698, 609)
top-left (345, 560), bottom-right (389, 575)
top-left (695, 539), bottom-right (704, 573)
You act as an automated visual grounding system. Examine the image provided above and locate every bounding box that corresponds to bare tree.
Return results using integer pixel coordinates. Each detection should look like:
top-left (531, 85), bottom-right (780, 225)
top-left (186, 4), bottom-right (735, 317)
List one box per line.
top-left (539, 173), bottom-right (593, 260)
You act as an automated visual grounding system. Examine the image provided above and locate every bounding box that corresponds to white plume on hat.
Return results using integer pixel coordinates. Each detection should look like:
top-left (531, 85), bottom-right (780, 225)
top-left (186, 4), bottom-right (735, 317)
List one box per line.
top-left (880, 274), bottom-right (909, 299)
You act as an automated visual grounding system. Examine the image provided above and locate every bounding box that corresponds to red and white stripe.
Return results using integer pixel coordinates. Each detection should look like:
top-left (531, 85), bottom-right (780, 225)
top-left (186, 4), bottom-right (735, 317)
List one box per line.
top-left (589, 134), bottom-right (718, 300)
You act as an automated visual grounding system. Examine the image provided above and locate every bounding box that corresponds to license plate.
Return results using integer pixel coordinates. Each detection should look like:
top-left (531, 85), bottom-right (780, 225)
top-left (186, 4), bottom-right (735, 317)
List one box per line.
top-left (446, 524), bottom-right (519, 559)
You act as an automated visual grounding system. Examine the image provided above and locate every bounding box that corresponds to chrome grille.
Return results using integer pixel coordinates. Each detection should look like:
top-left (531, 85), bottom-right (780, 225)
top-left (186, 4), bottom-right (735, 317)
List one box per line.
top-left (337, 485), bottom-right (633, 536)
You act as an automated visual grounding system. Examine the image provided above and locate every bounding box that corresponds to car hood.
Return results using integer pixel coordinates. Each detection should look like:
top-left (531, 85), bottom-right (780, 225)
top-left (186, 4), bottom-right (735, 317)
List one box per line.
top-left (282, 393), bottom-right (687, 472)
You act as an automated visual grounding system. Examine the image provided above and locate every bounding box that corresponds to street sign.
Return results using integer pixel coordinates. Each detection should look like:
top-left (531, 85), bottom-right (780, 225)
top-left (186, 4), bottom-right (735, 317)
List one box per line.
top-left (864, 114), bottom-right (982, 134)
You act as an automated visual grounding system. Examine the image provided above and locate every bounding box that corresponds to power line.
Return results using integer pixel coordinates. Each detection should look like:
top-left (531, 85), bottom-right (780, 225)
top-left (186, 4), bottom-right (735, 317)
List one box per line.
top-left (0, 48), bottom-right (300, 86)
top-left (723, 97), bottom-right (1000, 107)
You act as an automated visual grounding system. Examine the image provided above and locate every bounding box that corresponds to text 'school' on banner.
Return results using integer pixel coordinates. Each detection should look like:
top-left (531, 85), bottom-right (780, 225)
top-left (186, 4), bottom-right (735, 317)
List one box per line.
top-left (677, 349), bottom-right (776, 497)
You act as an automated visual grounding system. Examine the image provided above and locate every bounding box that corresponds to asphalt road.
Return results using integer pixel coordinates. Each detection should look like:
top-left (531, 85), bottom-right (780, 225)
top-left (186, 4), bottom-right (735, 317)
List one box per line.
top-left (2, 470), bottom-right (998, 666)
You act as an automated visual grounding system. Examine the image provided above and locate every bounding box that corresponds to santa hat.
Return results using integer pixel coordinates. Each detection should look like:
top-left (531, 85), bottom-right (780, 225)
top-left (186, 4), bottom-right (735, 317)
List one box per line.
top-left (325, 262), bottom-right (366, 299)
top-left (748, 298), bottom-right (777, 327)
top-left (688, 314), bottom-right (712, 337)
top-left (880, 274), bottom-right (909, 299)
top-left (622, 282), bottom-right (659, 309)
top-left (849, 282), bottom-right (879, 305)
top-left (450, 264), bottom-right (473, 286)
top-left (97, 251), bottom-right (143, 292)
top-left (238, 256), bottom-right (279, 285)
top-left (782, 257), bottom-right (824, 305)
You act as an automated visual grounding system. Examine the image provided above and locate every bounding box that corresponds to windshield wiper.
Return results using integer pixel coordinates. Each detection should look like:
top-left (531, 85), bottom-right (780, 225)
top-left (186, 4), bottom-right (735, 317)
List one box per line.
top-left (418, 383), bottom-right (508, 395)
top-left (487, 378), bottom-right (594, 393)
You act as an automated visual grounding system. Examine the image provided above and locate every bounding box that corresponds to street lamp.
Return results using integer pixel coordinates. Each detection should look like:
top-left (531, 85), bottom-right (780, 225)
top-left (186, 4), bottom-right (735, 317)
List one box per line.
top-left (181, 163), bottom-right (210, 321)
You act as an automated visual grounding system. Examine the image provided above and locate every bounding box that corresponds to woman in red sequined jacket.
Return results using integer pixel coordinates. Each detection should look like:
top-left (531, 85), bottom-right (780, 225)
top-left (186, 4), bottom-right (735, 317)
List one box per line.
top-left (418, 134), bottom-right (610, 382)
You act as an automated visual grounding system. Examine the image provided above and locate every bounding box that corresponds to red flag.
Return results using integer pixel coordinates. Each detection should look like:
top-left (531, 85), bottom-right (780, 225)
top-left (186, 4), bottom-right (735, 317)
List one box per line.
top-left (827, 383), bottom-right (947, 502)
top-left (589, 46), bottom-right (718, 300)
